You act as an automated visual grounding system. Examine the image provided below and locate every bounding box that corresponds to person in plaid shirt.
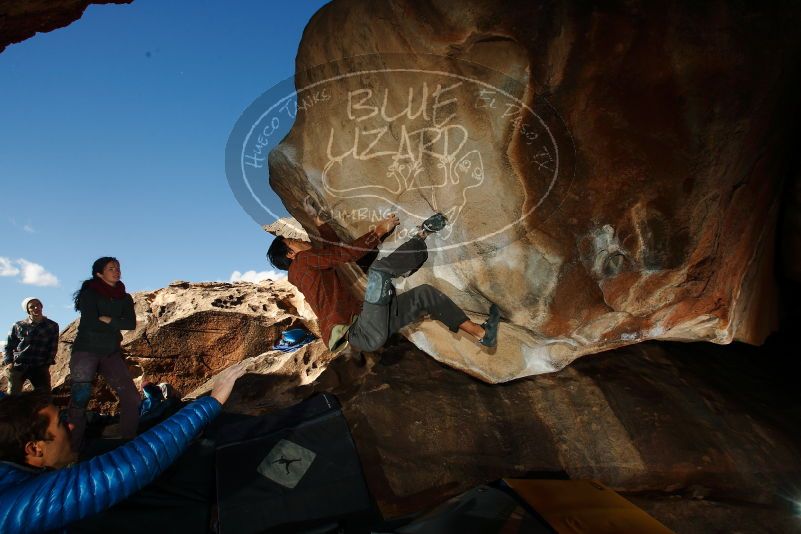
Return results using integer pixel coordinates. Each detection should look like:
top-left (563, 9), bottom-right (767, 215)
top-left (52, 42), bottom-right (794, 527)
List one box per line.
top-left (267, 198), bottom-right (500, 355)
top-left (4, 297), bottom-right (59, 393)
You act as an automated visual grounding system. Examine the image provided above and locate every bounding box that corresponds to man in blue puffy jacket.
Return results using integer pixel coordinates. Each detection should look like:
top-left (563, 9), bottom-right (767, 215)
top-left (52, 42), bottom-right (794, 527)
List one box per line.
top-left (0, 363), bottom-right (246, 533)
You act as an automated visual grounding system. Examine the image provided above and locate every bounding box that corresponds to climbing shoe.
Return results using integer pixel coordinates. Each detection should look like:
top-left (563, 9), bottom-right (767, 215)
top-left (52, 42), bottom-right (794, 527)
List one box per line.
top-left (479, 303), bottom-right (501, 348)
top-left (421, 213), bottom-right (448, 234)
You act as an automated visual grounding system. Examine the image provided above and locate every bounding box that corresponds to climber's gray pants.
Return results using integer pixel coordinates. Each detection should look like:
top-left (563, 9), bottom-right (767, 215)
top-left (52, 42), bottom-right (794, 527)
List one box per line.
top-left (347, 237), bottom-right (469, 352)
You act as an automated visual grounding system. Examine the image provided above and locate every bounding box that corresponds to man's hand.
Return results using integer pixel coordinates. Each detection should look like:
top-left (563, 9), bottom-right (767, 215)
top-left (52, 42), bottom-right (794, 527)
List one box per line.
top-left (374, 213), bottom-right (400, 237)
top-left (210, 361), bottom-right (248, 405)
top-left (302, 196), bottom-right (327, 227)
top-left (98, 316), bottom-right (112, 324)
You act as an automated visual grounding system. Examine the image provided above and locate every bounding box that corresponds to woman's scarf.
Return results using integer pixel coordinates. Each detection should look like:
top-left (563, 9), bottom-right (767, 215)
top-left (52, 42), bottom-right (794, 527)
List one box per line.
top-left (88, 278), bottom-right (127, 300)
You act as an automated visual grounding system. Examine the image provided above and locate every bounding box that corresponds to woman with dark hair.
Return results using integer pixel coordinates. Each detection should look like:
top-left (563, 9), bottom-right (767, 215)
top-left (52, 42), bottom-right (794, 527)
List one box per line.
top-left (68, 257), bottom-right (140, 451)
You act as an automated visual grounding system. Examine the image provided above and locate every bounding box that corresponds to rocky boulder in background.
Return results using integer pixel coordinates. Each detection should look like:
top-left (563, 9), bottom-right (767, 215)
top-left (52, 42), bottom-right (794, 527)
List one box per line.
top-left (49, 280), bottom-right (328, 405)
top-left (266, 0), bottom-right (801, 382)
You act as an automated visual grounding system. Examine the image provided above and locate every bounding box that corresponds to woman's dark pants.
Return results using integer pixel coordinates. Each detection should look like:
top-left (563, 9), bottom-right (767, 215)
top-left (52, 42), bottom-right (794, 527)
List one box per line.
top-left (68, 350), bottom-right (141, 451)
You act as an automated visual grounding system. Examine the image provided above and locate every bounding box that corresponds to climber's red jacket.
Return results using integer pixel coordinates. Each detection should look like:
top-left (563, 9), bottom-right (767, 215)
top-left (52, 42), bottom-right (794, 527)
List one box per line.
top-left (288, 223), bottom-right (381, 348)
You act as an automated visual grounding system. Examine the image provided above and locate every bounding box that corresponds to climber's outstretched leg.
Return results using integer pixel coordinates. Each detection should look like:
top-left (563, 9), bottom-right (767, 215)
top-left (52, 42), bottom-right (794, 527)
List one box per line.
top-left (349, 213), bottom-right (501, 351)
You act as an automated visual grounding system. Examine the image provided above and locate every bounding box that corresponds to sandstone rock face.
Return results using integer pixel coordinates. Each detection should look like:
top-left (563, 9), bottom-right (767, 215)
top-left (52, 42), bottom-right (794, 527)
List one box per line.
top-left (262, 217), bottom-right (309, 241)
top-left (295, 339), bottom-right (801, 524)
top-left (267, 0), bottom-right (801, 382)
top-left (780, 169), bottom-right (801, 284)
top-left (0, 0), bottom-right (131, 53)
top-left (50, 280), bottom-right (325, 403)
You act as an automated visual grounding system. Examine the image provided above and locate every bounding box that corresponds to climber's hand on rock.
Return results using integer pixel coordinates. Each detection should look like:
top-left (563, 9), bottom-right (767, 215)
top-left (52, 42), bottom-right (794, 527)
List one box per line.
top-left (375, 213), bottom-right (400, 236)
top-left (302, 196), bottom-right (317, 217)
top-left (210, 361), bottom-right (248, 405)
top-left (303, 195), bottom-right (325, 226)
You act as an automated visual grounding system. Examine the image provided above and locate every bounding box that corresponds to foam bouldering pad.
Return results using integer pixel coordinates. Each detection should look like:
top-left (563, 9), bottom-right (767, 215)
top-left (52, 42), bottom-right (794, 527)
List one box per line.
top-left (214, 393), bottom-right (374, 533)
top-left (504, 479), bottom-right (674, 533)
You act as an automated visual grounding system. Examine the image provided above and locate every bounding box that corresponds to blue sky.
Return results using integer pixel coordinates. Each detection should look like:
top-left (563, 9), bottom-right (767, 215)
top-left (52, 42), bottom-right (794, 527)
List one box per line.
top-left (1, 0), bottom-right (328, 340)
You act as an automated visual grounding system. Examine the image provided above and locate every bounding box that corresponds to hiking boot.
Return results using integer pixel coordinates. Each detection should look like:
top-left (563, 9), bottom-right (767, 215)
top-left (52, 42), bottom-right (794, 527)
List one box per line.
top-left (479, 303), bottom-right (501, 348)
top-left (421, 213), bottom-right (448, 233)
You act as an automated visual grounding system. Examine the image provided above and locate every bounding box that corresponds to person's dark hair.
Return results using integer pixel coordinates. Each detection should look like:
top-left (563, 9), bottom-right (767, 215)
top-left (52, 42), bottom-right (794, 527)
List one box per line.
top-left (73, 256), bottom-right (119, 311)
top-left (0, 392), bottom-right (53, 464)
top-left (267, 237), bottom-right (292, 271)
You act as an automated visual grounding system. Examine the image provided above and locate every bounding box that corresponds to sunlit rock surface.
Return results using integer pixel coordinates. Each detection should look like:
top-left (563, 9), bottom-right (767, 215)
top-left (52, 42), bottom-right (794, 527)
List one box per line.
top-left (267, 0), bottom-right (801, 382)
top-left (50, 280), bottom-right (324, 404)
top-left (263, 216), bottom-right (309, 241)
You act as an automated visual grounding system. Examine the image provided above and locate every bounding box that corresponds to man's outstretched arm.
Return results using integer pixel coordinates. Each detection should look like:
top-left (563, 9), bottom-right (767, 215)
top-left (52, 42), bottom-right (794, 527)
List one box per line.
top-left (0, 397), bottom-right (220, 534)
top-left (0, 364), bottom-right (246, 534)
top-left (295, 214), bottom-right (399, 270)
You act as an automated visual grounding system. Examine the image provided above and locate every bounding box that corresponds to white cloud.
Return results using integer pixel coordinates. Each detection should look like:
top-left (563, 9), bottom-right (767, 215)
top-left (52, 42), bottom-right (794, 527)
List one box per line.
top-left (9, 218), bottom-right (35, 233)
top-left (0, 258), bottom-right (59, 287)
top-left (229, 269), bottom-right (285, 283)
top-left (0, 257), bottom-right (20, 276)
top-left (18, 260), bottom-right (59, 287)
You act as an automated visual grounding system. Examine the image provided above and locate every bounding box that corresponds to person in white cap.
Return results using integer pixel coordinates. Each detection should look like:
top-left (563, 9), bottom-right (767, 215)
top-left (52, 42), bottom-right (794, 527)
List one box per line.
top-left (4, 298), bottom-right (60, 394)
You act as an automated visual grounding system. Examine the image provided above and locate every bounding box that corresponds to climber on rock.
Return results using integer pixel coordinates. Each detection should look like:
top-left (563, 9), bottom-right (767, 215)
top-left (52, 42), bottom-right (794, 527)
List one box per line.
top-left (267, 197), bottom-right (501, 355)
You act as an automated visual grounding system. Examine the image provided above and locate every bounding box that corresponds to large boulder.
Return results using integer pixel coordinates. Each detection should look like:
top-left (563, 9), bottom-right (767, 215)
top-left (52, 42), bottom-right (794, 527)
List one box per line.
top-left (50, 280), bottom-right (327, 404)
top-left (266, 0), bottom-right (801, 382)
